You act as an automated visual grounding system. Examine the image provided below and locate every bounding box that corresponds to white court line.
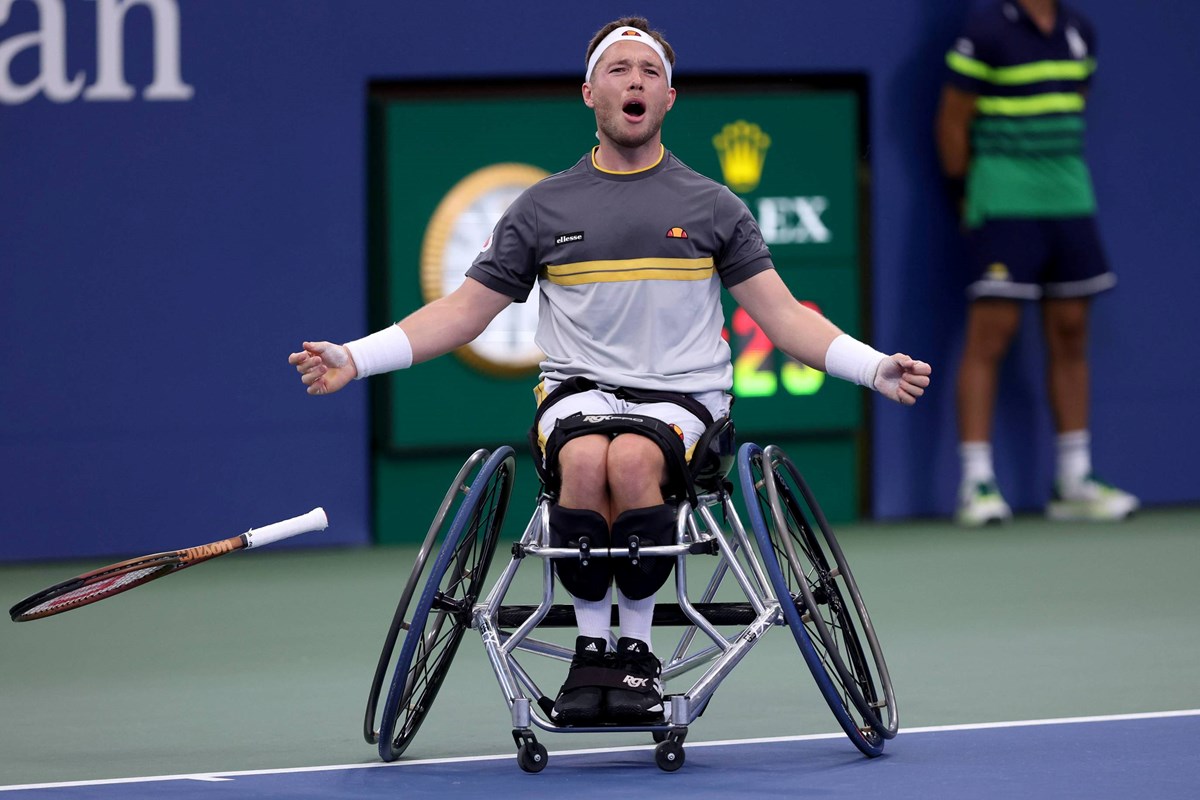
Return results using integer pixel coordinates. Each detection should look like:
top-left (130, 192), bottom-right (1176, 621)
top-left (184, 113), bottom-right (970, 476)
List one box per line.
top-left (3, 708), bottom-right (1198, 792)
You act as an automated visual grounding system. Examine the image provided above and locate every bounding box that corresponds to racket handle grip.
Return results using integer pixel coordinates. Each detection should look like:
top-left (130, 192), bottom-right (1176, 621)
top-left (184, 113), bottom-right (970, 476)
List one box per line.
top-left (244, 507), bottom-right (329, 549)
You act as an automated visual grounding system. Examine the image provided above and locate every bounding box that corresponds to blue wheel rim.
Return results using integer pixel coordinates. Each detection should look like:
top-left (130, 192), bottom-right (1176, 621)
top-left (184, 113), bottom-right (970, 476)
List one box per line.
top-left (737, 442), bottom-right (884, 757)
top-left (376, 446), bottom-right (513, 761)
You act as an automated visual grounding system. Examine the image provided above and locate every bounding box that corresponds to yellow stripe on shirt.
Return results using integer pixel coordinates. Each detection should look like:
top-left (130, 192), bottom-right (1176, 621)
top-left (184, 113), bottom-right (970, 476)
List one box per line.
top-left (989, 58), bottom-right (1095, 85)
top-left (544, 257), bottom-right (716, 286)
top-left (947, 52), bottom-right (1096, 85)
top-left (976, 92), bottom-right (1085, 116)
top-left (947, 51), bottom-right (993, 81)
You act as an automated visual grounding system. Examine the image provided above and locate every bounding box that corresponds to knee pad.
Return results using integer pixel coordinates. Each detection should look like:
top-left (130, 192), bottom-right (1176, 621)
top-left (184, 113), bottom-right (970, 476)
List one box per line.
top-left (611, 504), bottom-right (676, 601)
top-left (549, 506), bottom-right (611, 602)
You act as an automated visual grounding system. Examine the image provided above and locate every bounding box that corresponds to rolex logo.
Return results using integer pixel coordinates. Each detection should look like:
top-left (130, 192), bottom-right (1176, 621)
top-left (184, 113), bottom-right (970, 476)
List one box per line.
top-left (712, 120), bottom-right (771, 194)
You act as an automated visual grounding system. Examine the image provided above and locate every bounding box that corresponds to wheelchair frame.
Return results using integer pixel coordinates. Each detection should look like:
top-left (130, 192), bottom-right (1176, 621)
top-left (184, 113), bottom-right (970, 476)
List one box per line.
top-left (364, 437), bottom-right (898, 773)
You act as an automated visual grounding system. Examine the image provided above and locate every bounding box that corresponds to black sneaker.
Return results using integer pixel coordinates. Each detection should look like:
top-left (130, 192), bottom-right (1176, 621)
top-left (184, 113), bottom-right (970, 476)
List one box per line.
top-left (550, 636), bottom-right (609, 726)
top-left (604, 637), bottom-right (664, 723)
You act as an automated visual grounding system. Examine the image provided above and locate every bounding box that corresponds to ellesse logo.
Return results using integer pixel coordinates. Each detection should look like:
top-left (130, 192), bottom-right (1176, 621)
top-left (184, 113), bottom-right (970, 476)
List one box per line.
top-left (556, 231), bottom-right (585, 245)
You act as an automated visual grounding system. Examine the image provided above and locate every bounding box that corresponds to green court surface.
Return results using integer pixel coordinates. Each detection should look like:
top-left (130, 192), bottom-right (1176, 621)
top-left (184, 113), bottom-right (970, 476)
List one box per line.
top-left (2, 507), bottom-right (1198, 787)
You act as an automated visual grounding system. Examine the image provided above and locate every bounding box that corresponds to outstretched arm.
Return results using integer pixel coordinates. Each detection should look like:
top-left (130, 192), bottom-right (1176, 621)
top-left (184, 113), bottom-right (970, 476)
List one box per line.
top-left (728, 270), bottom-right (931, 405)
top-left (288, 277), bottom-right (515, 396)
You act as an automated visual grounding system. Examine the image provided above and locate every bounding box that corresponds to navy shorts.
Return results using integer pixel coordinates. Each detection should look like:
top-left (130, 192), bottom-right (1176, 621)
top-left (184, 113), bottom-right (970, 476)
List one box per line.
top-left (966, 217), bottom-right (1117, 301)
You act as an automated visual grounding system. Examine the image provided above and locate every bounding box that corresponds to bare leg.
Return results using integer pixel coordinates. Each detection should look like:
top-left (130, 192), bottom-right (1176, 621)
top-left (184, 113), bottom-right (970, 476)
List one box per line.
top-left (557, 434), bottom-right (612, 522)
top-left (957, 299), bottom-right (1023, 444)
top-left (955, 299), bottom-right (1022, 525)
top-left (1041, 297), bottom-right (1090, 434)
top-left (605, 433), bottom-right (667, 516)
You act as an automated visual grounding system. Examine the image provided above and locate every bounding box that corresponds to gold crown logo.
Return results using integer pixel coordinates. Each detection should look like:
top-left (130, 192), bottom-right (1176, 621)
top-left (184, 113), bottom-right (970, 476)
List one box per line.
top-left (712, 120), bottom-right (771, 193)
top-left (986, 262), bottom-right (1011, 281)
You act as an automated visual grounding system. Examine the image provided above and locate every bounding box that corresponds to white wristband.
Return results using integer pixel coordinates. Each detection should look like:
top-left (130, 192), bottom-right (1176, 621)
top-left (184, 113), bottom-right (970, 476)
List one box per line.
top-left (824, 333), bottom-right (887, 389)
top-left (344, 325), bottom-right (413, 379)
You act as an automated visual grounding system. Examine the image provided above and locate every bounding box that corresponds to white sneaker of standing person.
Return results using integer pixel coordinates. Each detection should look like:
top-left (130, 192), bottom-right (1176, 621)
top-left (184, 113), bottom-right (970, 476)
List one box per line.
top-left (956, 480), bottom-right (1013, 527)
top-left (1047, 475), bottom-right (1139, 521)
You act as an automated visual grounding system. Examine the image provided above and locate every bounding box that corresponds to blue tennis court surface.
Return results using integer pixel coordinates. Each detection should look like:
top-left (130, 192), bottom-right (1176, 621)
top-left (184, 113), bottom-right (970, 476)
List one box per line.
top-left (4, 711), bottom-right (1196, 799)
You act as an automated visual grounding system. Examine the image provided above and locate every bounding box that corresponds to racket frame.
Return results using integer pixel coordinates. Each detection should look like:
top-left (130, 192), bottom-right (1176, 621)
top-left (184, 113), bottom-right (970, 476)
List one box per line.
top-left (9, 508), bottom-right (327, 622)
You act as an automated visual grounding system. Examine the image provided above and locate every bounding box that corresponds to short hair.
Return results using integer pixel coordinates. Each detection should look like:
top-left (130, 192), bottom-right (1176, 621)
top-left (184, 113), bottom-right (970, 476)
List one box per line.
top-left (585, 16), bottom-right (676, 71)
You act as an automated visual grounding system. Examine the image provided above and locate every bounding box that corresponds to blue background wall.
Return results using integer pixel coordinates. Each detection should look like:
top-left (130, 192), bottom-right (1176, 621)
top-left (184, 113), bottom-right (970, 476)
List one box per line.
top-left (3, 0), bottom-right (1197, 560)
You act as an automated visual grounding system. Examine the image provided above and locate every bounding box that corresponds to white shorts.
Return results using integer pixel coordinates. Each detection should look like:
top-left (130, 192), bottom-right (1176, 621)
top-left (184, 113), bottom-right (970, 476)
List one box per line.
top-left (534, 379), bottom-right (731, 460)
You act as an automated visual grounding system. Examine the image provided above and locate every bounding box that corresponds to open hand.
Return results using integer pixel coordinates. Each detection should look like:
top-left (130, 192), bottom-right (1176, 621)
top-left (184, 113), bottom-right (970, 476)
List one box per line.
top-left (288, 341), bottom-right (358, 396)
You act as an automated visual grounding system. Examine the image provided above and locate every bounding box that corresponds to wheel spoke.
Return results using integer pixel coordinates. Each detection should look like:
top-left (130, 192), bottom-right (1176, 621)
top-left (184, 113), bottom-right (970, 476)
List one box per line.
top-left (375, 450), bottom-right (514, 761)
top-left (739, 444), bottom-right (895, 755)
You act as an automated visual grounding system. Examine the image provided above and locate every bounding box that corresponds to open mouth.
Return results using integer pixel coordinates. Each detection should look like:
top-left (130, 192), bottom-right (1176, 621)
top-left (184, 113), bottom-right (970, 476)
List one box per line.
top-left (623, 99), bottom-right (647, 120)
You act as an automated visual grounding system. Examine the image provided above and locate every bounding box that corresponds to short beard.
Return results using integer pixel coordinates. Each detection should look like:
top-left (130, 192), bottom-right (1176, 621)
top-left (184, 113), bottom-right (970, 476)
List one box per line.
top-left (596, 107), bottom-right (665, 149)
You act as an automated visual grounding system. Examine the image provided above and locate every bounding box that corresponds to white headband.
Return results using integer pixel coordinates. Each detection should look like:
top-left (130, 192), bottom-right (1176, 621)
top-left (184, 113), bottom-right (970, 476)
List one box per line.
top-left (585, 26), bottom-right (672, 87)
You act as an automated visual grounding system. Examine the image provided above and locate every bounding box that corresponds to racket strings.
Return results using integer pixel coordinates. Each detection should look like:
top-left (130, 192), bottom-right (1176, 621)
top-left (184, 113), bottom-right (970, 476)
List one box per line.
top-left (24, 566), bottom-right (168, 616)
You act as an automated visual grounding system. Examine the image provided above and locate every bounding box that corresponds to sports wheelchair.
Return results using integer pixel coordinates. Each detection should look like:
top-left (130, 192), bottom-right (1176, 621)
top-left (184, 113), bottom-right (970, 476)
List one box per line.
top-left (363, 415), bottom-right (898, 773)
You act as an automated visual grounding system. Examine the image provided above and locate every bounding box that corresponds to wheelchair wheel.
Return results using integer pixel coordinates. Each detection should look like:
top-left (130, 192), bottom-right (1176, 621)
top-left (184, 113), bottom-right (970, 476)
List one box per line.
top-left (363, 449), bottom-right (491, 745)
top-left (372, 446), bottom-right (515, 762)
top-left (738, 443), bottom-right (897, 756)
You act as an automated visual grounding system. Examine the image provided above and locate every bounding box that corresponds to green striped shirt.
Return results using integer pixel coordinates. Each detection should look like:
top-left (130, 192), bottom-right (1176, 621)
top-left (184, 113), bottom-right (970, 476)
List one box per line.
top-left (946, 2), bottom-right (1099, 227)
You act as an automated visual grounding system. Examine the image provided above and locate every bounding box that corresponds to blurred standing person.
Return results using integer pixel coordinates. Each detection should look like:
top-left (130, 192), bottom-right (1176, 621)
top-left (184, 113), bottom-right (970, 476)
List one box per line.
top-left (936, 0), bottom-right (1137, 525)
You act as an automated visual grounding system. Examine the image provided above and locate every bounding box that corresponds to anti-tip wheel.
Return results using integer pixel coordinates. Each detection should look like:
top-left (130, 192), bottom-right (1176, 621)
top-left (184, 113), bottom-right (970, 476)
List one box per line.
top-left (654, 740), bottom-right (685, 772)
top-left (517, 741), bottom-right (549, 773)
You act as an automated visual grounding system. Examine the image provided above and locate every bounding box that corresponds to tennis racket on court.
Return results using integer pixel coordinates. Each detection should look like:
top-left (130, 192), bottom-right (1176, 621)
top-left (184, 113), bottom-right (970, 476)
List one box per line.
top-left (9, 507), bottom-right (329, 622)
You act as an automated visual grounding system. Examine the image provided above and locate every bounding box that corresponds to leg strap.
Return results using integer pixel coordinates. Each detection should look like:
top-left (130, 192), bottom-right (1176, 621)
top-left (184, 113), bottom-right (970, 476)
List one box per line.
top-left (543, 412), bottom-right (693, 503)
top-left (549, 506), bottom-right (611, 602)
top-left (611, 504), bottom-right (676, 601)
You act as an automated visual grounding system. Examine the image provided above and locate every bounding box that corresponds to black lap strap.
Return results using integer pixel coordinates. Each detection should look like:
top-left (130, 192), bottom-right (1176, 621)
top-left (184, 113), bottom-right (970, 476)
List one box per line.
top-left (545, 412), bottom-right (694, 503)
top-left (529, 377), bottom-right (598, 483)
top-left (531, 378), bottom-right (714, 436)
top-left (530, 377), bottom-right (600, 439)
top-left (529, 377), bottom-right (715, 502)
top-left (609, 385), bottom-right (714, 430)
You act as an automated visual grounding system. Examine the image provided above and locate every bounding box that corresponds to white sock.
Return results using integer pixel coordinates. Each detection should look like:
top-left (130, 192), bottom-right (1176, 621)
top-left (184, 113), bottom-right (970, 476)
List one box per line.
top-left (571, 587), bottom-right (612, 642)
top-left (616, 589), bottom-right (655, 649)
top-left (1056, 430), bottom-right (1092, 491)
top-left (959, 441), bottom-right (995, 487)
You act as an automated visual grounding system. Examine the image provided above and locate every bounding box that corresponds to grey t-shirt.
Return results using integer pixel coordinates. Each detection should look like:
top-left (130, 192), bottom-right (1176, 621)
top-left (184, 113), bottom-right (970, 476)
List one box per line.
top-left (466, 148), bottom-right (774, 393)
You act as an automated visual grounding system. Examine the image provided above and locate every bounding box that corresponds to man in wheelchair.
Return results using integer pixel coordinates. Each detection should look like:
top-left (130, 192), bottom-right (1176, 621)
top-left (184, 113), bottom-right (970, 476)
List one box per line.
top-left (290, 14), bottom-right (931, 728)
top-left (531, 386), bottom-right (726, 724)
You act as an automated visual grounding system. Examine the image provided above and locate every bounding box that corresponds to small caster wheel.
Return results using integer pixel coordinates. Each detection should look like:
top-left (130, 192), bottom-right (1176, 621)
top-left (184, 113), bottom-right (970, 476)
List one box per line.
top-left (652, 730), bottom-right (668, 743)
top-left (654, 740), bottom-right (685, 772)
top-left (517, 741), bottom-right (548, 773)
